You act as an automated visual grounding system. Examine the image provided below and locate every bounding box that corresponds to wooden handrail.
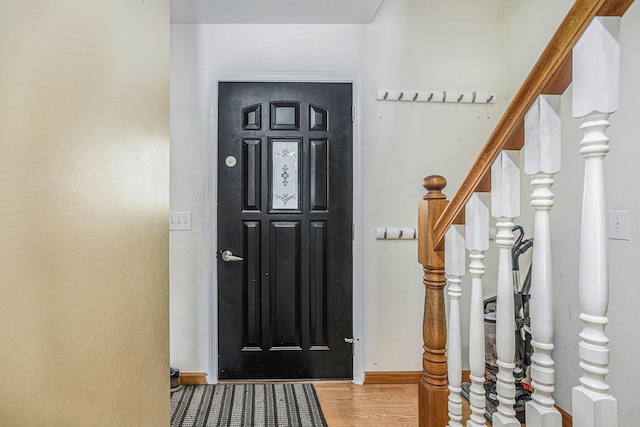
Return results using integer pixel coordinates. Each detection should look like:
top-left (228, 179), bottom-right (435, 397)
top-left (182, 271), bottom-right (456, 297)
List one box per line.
top-left (431, 0), bottom-right (634, 249)
top-left (417, 2), bottom-right (635, 426)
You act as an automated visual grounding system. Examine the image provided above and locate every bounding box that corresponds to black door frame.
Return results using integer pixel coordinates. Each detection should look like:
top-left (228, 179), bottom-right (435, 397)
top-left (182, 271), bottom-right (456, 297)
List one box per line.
top-left (207, 73), bottom-right (364, 384)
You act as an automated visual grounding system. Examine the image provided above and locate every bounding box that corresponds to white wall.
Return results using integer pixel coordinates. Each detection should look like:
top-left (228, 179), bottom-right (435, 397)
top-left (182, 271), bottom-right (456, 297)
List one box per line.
top-left (170, 0), bottom-right (505, 378)
top-left (505, 1), bottom-right (640, 424)
top-left (360, 0), bottom-right (505, 371)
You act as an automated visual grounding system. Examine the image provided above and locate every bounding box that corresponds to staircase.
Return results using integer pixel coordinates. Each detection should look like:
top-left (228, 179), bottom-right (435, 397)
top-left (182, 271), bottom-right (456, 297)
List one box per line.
top-left (416, 1), bottom-right (635, 426)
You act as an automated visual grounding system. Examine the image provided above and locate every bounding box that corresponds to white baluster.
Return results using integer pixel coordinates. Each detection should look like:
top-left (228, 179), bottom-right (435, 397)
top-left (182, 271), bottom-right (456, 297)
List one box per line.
top-left (572, 16), bottom-right (620, 427)
top-left (524, 95), bottom-right (562, 427)
top-left (491, 150), bottom-right (520, 427)
top-left (446, 225), bottom-right (466, 427)
top-left (465, 192), bottom-right (490, 427)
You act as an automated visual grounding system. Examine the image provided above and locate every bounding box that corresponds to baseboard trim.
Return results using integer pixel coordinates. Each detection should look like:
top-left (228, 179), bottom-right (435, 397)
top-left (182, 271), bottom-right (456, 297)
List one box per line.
top-left (179, 372), bottom-right (208, 385)
top-left (364, 371), bottom-right (422, 384)
top-left (364, 370), bottom-right (471, 385)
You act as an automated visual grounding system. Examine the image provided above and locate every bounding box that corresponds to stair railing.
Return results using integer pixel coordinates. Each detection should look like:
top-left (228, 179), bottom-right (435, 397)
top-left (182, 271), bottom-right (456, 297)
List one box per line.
top-left (417, 1), bottom-right (634, 427)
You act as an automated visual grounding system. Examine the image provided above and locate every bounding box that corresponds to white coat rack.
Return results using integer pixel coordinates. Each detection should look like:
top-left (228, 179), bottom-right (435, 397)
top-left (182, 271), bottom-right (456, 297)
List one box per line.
top-left (376, 89), bottom-right (496, 104)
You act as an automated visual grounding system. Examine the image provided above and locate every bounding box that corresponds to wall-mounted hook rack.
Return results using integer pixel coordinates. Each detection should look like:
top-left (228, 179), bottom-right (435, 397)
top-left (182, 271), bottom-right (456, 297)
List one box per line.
top-left (376, 89), bottom-right (497, 104)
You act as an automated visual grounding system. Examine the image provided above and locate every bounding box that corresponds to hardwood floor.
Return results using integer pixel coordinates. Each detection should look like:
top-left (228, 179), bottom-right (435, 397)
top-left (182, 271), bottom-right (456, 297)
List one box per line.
top-left (314, 383), bottom-right (418, 426)
top-left (314, 382), bottom-right (478, 426)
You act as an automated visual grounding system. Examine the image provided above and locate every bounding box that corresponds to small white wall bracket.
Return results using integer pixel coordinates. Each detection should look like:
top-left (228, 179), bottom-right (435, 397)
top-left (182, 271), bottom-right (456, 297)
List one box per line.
top-left (374, 227), bottom-right (416, 240)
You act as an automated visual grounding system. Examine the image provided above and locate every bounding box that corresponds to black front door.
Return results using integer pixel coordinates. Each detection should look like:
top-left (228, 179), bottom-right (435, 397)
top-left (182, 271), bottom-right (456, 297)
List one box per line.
top-left (217, 82), bottom-right (353, 380)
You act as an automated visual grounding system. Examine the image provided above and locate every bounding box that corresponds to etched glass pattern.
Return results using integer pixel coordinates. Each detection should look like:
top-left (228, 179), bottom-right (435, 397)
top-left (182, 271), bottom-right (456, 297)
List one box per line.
top-left (272, 140), bottom-right (299, 210)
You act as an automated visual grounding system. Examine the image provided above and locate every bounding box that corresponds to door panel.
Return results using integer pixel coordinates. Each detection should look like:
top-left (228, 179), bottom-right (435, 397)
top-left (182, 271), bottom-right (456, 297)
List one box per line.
top-left (269, 221), bottom-right (301, 350)
top-left (309, 221), bottom-right (328, 349)
top-left (242, 220), bottom-right (261, 350)
top-left (310, 139), bottom-right (328, 210)
top-left (218, 82), bottom-right (353, 380)
top-left (242, 139), bottom-right (261, 210)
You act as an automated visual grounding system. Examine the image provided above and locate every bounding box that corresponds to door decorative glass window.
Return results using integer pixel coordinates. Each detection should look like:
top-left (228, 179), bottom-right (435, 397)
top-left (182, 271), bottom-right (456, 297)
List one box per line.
top-left (272, 140), bottom-right (299, 210)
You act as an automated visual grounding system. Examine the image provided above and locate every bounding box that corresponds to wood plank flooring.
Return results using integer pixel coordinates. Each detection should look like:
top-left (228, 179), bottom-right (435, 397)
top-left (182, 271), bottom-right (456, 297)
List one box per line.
top-left (314, 383), bottom-right (419, 426)
top-left (314, 382), bottom-right (476, 427)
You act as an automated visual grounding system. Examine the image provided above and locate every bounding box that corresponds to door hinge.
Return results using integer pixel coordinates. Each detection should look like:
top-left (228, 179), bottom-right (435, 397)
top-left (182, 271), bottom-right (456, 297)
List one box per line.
top-left (352, 224), bottom-right (355, 241)
top-left (345, 337), bottom-right (358, 357)
top-left (351, 106), bottom-right (355, 123)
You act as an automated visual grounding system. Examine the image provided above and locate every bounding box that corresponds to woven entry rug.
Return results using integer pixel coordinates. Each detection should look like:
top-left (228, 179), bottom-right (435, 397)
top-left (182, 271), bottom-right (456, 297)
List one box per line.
top-left (170, 384), bottom-right (328, 427)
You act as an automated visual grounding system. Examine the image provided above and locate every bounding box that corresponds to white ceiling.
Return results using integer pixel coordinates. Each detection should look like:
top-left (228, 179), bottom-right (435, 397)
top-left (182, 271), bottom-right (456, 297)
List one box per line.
top-left (171, 0), bottom-right (384, 24)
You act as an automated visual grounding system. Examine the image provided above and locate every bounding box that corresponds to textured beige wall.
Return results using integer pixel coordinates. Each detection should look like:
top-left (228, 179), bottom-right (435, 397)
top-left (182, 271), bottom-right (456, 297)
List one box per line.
top-left (0, 1), bottom-right (170, 426)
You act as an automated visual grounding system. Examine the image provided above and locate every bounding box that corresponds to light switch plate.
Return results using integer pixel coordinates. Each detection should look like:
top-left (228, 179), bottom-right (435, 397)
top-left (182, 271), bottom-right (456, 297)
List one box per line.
top-left (170, 211), bottom-right (192, 231)
top-left (608, 210), bottom-right (629, 240)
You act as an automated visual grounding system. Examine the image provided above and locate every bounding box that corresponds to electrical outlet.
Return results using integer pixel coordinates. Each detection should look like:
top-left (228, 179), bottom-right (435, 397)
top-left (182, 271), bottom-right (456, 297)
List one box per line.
top-left (170, 211), bottom-right (192, 231)
top-left (608, 210), bottom-right (629, 240)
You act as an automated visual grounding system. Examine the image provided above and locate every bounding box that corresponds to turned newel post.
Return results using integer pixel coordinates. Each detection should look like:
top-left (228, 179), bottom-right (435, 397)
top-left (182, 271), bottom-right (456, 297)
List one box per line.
top-left (418, 175), bottom-right (450, 427)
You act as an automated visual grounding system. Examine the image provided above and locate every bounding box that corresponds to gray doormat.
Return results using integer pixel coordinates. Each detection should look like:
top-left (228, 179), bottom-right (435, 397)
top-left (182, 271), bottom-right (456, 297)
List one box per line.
top-left (170, 384), bottom-right (328, 427)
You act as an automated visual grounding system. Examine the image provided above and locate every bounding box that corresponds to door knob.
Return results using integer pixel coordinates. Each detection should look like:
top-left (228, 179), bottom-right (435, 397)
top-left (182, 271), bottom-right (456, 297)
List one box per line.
top-left (220, 250), bottom-right (243, 262)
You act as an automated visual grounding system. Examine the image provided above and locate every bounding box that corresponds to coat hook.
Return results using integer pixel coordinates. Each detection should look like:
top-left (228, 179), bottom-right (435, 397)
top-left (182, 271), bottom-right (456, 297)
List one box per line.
top-left (442, 91), bottom-right (447, 102)
top-left (427, 93), bottom-right (434, 102)
top-left (398, 92), bottom-right (404, 101)
top-left (457, 94), bottom-right (464, 102)
top-left (472, 91), bottom-right (477, 103)
top-left (413, 93), bottom-right (419, 101)
top-left (487, 94), bottom-right (494, 103)
top-left (383, 91), bottom-right (389, 100)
